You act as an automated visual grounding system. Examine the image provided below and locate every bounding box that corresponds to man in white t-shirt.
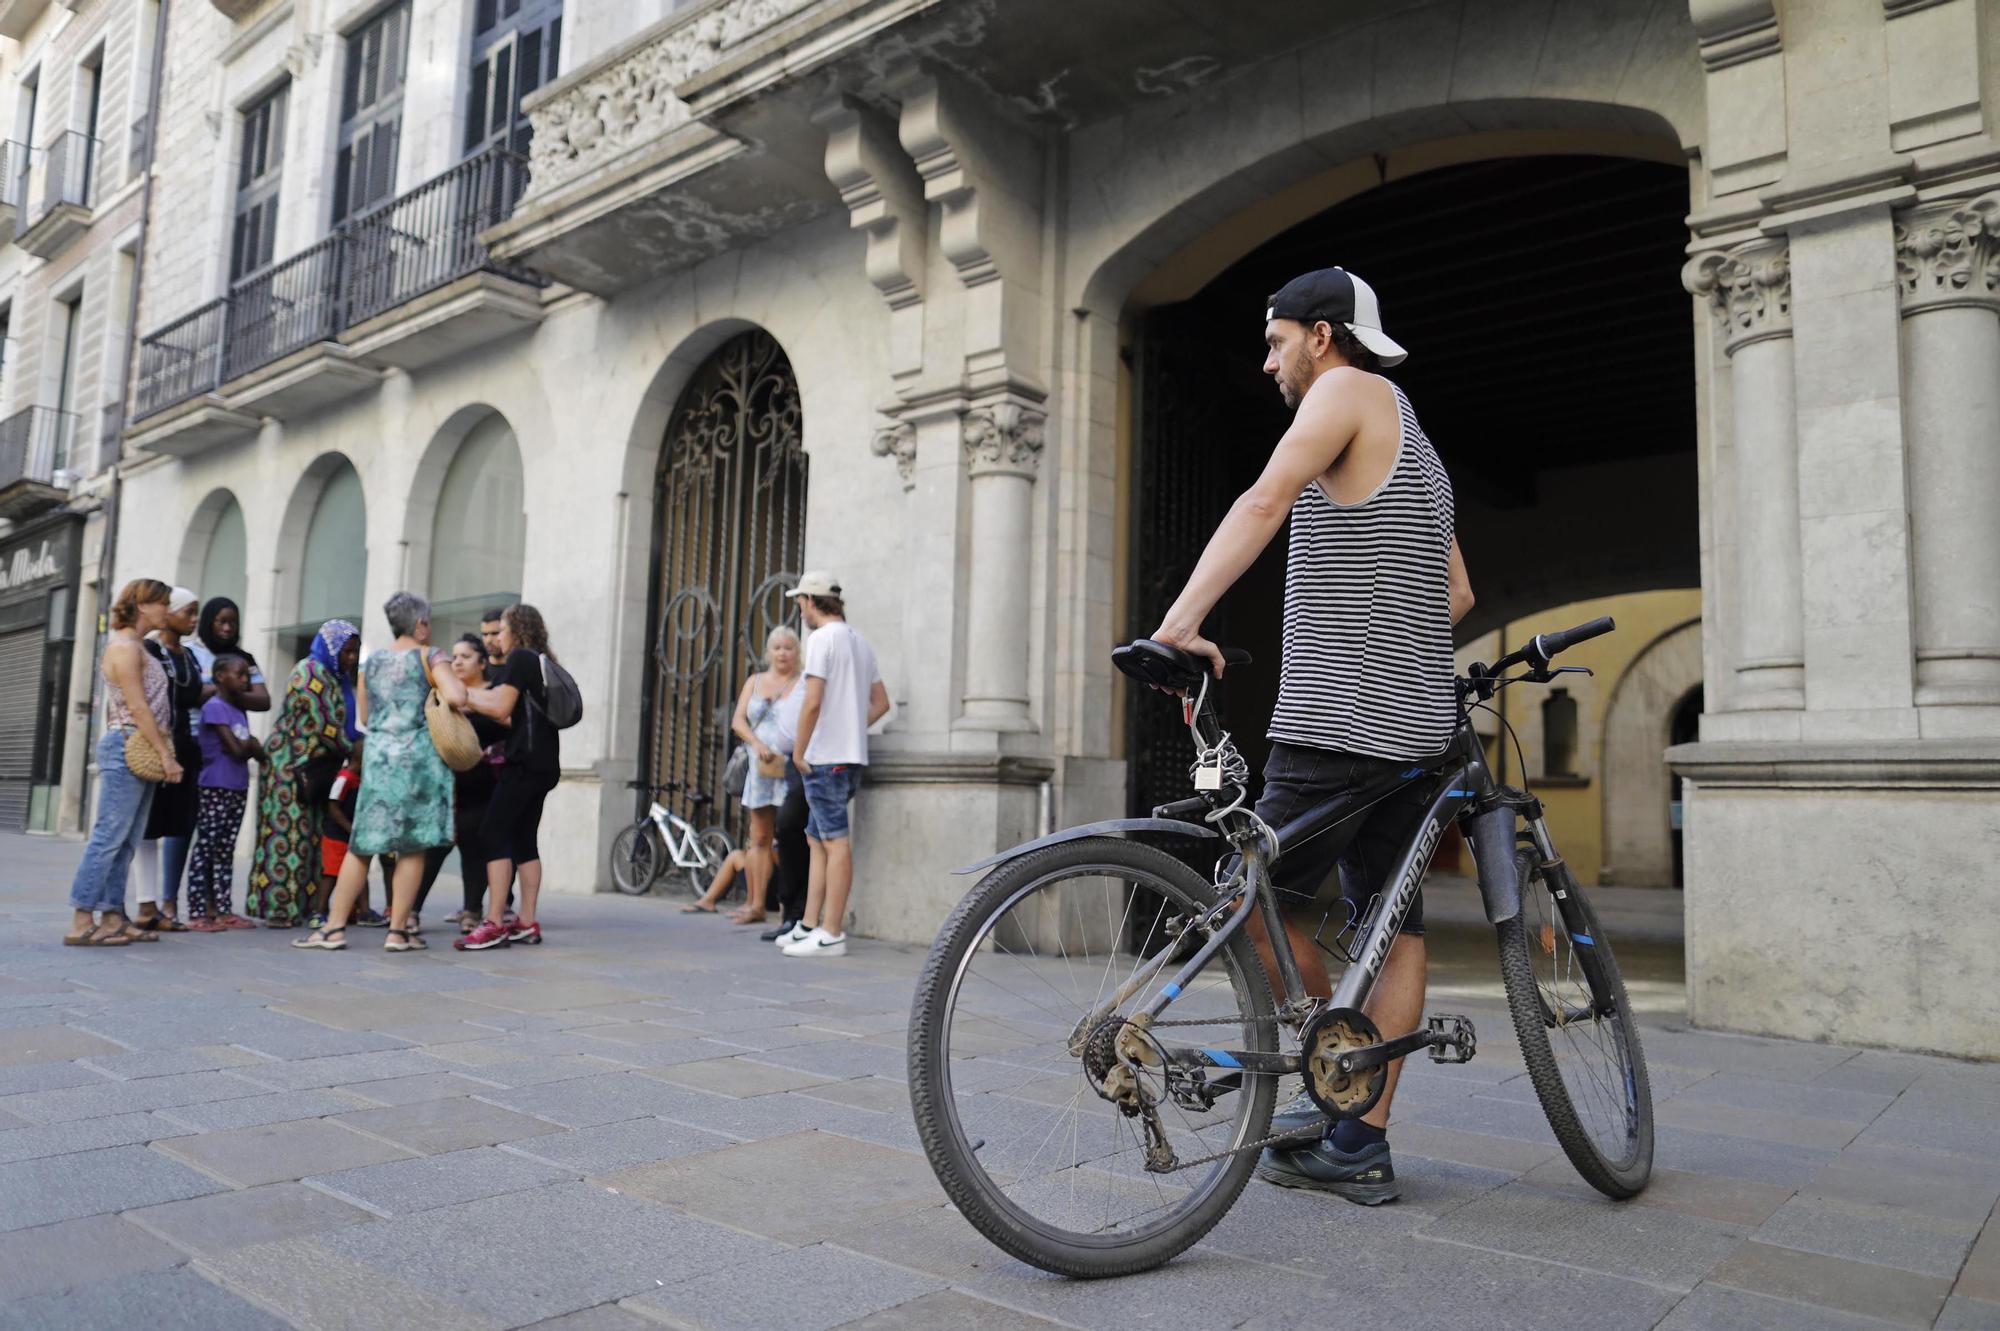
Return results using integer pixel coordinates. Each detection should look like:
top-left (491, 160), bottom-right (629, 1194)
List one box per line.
top-left (778, 572), bottom-right (888, 959)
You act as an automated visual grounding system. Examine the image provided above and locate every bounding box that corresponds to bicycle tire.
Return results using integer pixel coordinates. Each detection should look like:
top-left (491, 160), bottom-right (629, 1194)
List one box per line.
top-left (609, 824), bottom-right (659, 896)
top-left (1495, 847), bottom-right (1653, 1198)
top-left (909, 837), bottom-right (1277, 1279)
top-left (687, 827), bottom-right (735, 899)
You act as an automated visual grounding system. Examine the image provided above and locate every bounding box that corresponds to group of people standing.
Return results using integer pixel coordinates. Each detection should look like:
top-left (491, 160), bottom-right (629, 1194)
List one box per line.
top-left (65, 580), bottom-right (562, 956)
top-left (683, 571), bottom-right (887, 959)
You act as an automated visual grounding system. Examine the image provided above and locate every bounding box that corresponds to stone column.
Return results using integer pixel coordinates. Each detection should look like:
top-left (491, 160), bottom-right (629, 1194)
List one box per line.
top-left (957, 399), bottom-right (1045, 732)
top-left (1895, 195), bottom-right (2000, 709)
top-left (1685, 239), bottom-right (1803, 710)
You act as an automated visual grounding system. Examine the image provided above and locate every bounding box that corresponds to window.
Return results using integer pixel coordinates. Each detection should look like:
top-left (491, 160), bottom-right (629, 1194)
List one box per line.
top-left (464, 0), bottom-right (560, 158)
top-left (1542, 687), bottom-right (1578, 780)
top-left (230, 84), bottom-right (287, 281)
top-left (333, 2), bottom-right (409, 223)
top-left (76, 49), bottom-right (101, 203)
top-left (200, 496), bottom-right (249, 613)
top-left (51, 291), bottom-right (80, 472)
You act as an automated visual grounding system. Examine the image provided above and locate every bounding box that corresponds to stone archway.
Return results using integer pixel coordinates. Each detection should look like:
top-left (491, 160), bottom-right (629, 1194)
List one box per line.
top-left (1599, 618), bottom-right (1703, 887)
top-left (176, 488), bottom-right (249, 610)
top-left (639, 327), bottom-right (807, 823)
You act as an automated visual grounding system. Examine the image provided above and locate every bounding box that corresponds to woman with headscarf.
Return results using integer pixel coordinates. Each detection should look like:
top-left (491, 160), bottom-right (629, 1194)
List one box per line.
top-left (245, 619), bottom-right (360, 927)
top-left (189, 596), bottom-right (272, 713)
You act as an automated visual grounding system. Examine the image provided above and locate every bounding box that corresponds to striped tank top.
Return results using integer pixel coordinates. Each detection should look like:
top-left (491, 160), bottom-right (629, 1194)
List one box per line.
top-left (1267, 382), bottom-right (1457, 761)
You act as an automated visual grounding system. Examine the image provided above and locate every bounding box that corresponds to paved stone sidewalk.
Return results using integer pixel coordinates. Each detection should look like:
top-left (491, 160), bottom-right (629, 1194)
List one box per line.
top-left (2, 832), bottom-right (1995, 1330)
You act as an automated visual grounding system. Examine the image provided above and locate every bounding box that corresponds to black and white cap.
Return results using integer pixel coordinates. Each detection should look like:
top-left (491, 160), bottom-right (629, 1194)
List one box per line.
top-left (1265, 267), bottom-right (1408, 367)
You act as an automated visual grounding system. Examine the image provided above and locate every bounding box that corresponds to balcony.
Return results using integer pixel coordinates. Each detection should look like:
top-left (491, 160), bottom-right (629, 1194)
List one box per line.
top-left (0, 406), bottom-right (78, 521)
top-left (15, 131), bottom-right (96, 259)
top-left (131, 146), bottom-right (545, 453)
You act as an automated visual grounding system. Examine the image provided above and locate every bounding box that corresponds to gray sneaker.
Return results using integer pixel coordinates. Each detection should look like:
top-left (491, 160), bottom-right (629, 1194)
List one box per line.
top-left (1270, 1088), bottom-right (1328, 1138)
top-left (1256, 1138), bottom-right (1401, 1205)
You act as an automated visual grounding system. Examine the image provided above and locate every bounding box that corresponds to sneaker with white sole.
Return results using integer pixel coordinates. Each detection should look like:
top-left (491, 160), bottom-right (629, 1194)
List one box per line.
top-left (772, 921), bottom-right (812, 950)
top-left (782, 927), bottom-right (847, 958)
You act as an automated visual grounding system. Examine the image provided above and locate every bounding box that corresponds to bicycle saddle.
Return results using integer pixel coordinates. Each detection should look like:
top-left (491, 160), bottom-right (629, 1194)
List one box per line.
top-left (1111, 639), bottom-right (1252, 690)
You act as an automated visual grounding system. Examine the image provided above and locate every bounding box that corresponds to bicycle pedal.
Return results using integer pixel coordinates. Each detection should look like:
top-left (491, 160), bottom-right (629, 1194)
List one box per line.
top-left (1426, 1013), bottom-right (1476, 1064)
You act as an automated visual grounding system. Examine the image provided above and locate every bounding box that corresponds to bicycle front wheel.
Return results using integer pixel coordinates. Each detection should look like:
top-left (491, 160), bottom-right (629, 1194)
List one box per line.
top-left (908, 837), bottom-right (1278, 1279)
top-left (609, 824), bottom-right (660, 896)
top-left (1496, 846), bottom-right (1653, 1198)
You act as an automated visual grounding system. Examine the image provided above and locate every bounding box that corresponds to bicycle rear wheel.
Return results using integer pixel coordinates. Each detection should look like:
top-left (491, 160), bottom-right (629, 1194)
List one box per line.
top-left (909, 837), bottom-right (1278, 1279)
top-left (682, 827), bottom-right (735, 899)
top-left (1496, 846), bottom-right (1653, 1197)
top-left (609, 824), bottom-right (660, 896)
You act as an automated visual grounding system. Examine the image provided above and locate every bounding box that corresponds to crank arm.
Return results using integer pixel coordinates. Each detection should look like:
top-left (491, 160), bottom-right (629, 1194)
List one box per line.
top-left (1332, 1013), bottom-right (1480, 1075)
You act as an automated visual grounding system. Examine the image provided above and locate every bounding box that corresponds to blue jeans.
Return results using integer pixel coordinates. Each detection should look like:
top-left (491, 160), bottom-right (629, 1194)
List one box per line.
top-left (802, 763), bottom-right (863, 841)
top-left (69, 730), bottom-right (157, 914)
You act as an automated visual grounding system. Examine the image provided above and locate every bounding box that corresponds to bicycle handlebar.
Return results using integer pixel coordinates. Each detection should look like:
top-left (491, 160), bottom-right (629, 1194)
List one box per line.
top-left (1494, 616), bottom-right (1615, 675)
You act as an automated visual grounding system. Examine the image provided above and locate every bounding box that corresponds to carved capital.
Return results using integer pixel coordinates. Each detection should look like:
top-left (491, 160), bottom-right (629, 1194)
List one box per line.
top-left (961, 402), bottom-right (1045, 478)
top-left (870, 418), bottom-right (917, 490)
top-left (1683, 239), bottom-right (1791, 353)
top-left (1895, 194), bottom-right (2000, 315)
top-left (819, 98), bottom-right (926, 311)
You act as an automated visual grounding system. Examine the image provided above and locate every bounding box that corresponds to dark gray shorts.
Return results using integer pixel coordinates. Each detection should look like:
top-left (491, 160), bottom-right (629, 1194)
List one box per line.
top-left (1254, 740), bottom-right (1433, 937)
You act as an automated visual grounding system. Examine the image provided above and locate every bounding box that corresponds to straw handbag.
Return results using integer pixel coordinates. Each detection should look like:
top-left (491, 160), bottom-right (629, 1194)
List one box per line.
top-left (124, 730), bottom-right (166, 782)
top-left (423, 652), bottom-right (483, 773)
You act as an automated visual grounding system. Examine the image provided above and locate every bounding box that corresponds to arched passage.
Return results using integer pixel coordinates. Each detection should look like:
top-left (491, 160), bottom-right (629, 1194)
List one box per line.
top-left (640, 327), bottom-right (808, 821)
top-left (274, 454), bottom-right (367, 665)
top-left (423, 410), bottom-right (527, 646)
top-left (1600, 619), bottom-right (1704, 887)
top-left (178, 488), bottom-right (249, 611)
top-left (1123, 151), bottom-right (1699, 819)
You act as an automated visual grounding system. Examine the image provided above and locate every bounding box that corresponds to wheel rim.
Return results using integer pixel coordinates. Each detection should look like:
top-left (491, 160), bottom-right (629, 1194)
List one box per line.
top-left (1521, 867), bottom-right (1642, 1171)
top-left (930, 862), bottom-right (1271, 1249)
top-left (614, 830), bottom-right (654, 892)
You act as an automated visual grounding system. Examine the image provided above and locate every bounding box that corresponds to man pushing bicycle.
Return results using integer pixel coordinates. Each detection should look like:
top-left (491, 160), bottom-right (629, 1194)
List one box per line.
top-left (1150, 266), bottom-right (1475, 1204)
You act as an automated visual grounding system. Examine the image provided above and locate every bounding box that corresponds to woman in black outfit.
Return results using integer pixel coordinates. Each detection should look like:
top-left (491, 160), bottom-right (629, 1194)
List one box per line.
top-left (135, 589), bottom-right (206, 931)
top-left (458, 604), bottom-right (558, 950)
top-left (413, 634), bottom-right (514, 931)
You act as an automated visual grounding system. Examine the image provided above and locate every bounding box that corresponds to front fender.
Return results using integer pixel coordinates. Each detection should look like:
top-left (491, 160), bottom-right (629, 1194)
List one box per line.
top-left (953, 818), bottom-right (1218, 876)
top-left (1462, 804), bottom-right (1522, 924)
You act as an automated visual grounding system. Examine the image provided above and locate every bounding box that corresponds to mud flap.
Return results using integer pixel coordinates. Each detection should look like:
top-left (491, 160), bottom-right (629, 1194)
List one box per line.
top-left (1462, 805), bottom-right (1522, 924)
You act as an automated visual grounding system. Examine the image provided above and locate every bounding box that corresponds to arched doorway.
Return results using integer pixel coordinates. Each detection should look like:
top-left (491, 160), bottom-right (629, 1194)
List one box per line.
top-left (1599, 617), bottom-right (1704, 887)
top-left (641, 329), bottom-right (807, 820)
top-left (278, 457), bottom-right (367, 663)
top-left (428, 412), bottom-right (526, 646)
top-left (179, 489), bottom-right (249, 611)
top-left (1127, 154), bottom-right (1698, 823)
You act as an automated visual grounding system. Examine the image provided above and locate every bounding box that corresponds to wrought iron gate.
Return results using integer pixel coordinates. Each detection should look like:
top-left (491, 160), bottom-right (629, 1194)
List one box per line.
top-left (643, 330), bottom-right (808, 824)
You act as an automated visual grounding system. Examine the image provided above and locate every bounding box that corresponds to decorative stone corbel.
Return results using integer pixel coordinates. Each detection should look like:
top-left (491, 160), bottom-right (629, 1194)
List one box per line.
top-left (1894, 194), bottom-right (2000, 313)
top-left (897, 74), bottom-right (1041, 291)
top-left (961, 400), bottom-right (1045, 478)
top-left (1688, 0), bottom-right (1780, 70)
top-left (870, 418), bottom-right (918, 490)
top-left (820, 98), bottom-right (927, 311)
top-left (1683, 239), bottom-right (1792, 353)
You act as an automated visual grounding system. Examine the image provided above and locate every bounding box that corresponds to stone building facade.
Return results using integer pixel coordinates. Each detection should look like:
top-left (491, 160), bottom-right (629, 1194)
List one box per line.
top-left (0, 0), bottom-right (160, 834)
top-left (109, 0), bottom-right (1999, 1058)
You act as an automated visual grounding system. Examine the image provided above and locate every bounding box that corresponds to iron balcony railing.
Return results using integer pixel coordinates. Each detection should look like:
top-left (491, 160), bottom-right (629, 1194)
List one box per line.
top-left (0, 406), bottom-right (80, 491)
top-left (16, 131), bottom-right (96, 236)
top-left (130, 145), bottom-right (541, 423)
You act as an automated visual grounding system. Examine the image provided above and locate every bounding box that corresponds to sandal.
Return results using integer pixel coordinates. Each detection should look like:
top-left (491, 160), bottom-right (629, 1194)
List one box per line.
top-left (680, 902), bottom-right (719, 914)
top-left (383, 928), bottom-right (427, 953)
top-left (138, 915), bottom-right (190, 933)
top-left (291, 928), bottom-right (347, 951)
top-left (186, 919), bottom-right (227, 933)
top-left (218, 915), bottom-right (257, 930)
top-left (63, 924), bottom-right (132, 946)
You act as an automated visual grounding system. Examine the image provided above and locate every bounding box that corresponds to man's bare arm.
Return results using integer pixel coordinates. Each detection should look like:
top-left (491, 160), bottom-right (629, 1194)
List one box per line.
top-left (1154, 369), bottom-right (1382, 674)
top-left (1448, 537), bottom-right (1474, 626)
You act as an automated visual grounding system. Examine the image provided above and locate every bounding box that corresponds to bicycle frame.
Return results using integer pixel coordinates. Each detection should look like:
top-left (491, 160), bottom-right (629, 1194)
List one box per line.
top-left (646, 802), bottom-right (708, 870)
top-left (1070, 696), bottom-right (1539, 1080)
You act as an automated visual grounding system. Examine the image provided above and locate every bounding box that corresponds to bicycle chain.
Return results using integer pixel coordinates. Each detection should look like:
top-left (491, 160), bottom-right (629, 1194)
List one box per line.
top-left (1109, 1014), bottom-right (1329, 1174)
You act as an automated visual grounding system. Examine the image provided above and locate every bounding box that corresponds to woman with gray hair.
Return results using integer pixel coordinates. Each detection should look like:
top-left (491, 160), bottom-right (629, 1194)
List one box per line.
top-left (295, 591), bottom-right (467, 952)
top-left (689, 624), bottom-right (802, 919)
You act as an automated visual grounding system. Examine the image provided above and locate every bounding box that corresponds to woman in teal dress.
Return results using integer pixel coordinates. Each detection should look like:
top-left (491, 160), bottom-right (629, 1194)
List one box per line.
top-left (294, 592), bottom-right (467, 953)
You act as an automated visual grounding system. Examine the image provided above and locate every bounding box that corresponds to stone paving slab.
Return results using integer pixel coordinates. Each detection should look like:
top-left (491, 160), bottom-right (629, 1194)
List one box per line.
top-left (626, 1243), bottom-right (946, 1331)
top-left (0, 1212), bottom-right (185, 1300)
top-left (0, 1023), bottom-right (126, 1065)
top-left (499, 1115), bottom-right (734, 1174)
top-left (333, 1096), bottom-right (561, 1154)
top-left (1703, 1240), bottom-right (1953, 1326)
top-left (0, 1109), bottom-right (192, 1163)
top-left (155, 1118), bottom-right (415, 1188)
top-left (0, 1268), bottom-right (293, 1331)
top-left (306, 1144), bottom-right (574, 1215)
top-left (0, 1143), bottom-right (228, 1231)
top-left (153, 1088), bottom-right (376, 1134)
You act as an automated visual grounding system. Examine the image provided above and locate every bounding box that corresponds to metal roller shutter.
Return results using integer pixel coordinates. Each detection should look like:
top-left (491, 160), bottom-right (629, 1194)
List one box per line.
top-left (0, 628), bottom-right (45, 830)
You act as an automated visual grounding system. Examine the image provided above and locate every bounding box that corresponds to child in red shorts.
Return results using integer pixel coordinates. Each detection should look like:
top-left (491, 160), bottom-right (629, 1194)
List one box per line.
top-left (316, 741), bottom-right (362, 929)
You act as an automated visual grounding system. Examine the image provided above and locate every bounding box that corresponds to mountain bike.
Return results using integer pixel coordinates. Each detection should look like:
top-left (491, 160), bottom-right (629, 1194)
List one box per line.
top-left (610, 781), bottom-right (736, 898)
top-left (908, 618), bottom-right (1653, 1278)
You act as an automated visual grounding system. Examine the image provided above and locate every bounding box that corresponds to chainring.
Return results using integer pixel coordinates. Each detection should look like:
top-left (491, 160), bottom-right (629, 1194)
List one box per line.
top-left (1301, 1006), bottom-right (1387, 1122)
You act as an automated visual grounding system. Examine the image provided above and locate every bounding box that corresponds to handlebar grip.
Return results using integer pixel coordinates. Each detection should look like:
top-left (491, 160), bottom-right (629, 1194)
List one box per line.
top-left (1535, 616), bottom-right (1615, 662)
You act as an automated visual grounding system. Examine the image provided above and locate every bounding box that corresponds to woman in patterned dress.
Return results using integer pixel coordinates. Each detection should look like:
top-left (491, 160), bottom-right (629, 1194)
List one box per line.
top-left (245, 620), bottom-right (360, 926)
top-left (295, 592), bottom-right (466, 953)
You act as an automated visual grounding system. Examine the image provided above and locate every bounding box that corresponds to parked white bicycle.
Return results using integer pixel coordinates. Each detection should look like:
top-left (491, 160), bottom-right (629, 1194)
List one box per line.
top-left (610, 781), bottom-right (736, 898)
